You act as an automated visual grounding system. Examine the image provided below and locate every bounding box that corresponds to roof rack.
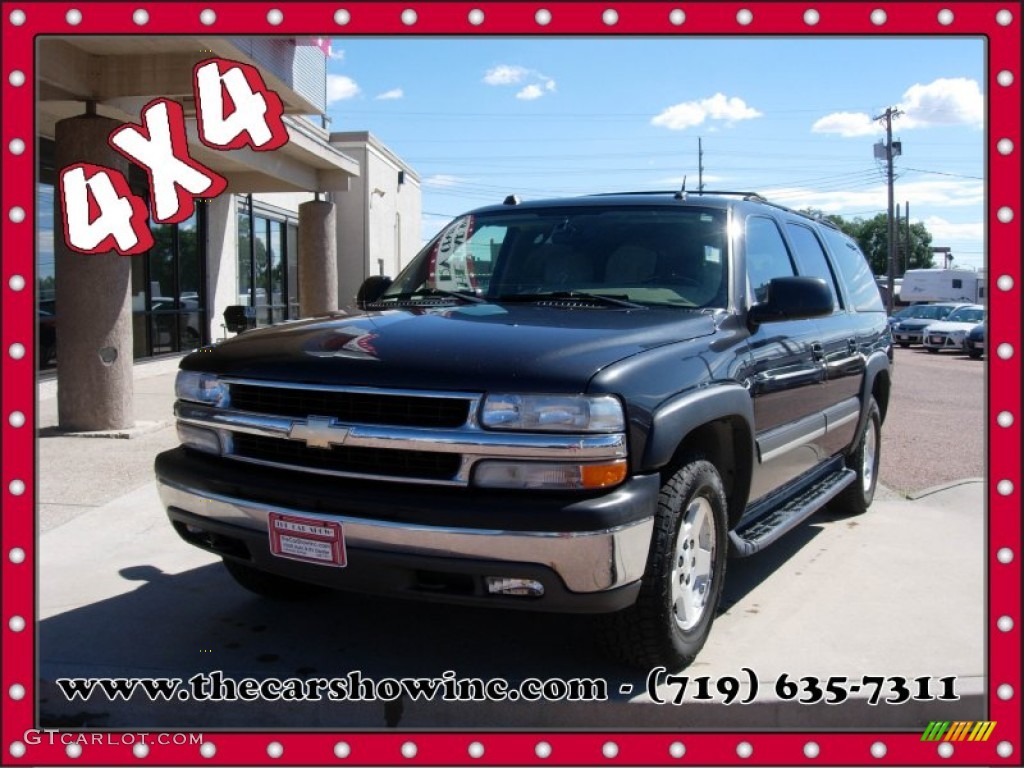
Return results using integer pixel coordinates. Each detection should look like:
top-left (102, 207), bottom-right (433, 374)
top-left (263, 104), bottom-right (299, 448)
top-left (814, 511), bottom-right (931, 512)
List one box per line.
top-left (589, 189), bottom-right (767, 202)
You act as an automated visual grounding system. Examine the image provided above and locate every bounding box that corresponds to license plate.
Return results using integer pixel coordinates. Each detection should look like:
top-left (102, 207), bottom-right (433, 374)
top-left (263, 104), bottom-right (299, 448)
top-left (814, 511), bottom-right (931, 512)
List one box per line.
top-left (268, 512), bottom-right (347, 567)
top-left (931, 336), bottom-right (942, 344)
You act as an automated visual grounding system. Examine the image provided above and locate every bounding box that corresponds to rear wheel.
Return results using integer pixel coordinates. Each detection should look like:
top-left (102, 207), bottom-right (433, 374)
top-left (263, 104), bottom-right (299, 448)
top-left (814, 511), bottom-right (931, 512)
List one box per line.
top-left (968, 349), bottom-right (983, 359)
top-left (926, 346), bottom-right (939, 353)
top-left (833, 397), bottom-right (881, 516)
top-left (222, 558), bottom-right (326, 600)
top-left (601, 458), bottom-right (728, 669)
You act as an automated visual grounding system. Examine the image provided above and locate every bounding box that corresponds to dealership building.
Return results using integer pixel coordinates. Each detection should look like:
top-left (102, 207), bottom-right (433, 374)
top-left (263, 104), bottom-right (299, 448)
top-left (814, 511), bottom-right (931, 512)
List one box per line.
top-left (36, 36), bottom-right (421, 431)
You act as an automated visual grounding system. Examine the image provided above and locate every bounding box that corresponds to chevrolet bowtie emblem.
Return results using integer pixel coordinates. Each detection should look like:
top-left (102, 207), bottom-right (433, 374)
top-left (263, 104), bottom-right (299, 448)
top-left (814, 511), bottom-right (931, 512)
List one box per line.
top-left (288, 416), bottom-right (349, 449)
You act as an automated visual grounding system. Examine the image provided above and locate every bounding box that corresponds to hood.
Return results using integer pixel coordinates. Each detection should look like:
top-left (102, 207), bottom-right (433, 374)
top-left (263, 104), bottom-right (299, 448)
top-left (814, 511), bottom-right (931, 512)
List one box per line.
top-left (897, 318), bottom-right (945, 330)
top-left (924, 320), bottom-right (979, 333)
top-left (184, 304), bottom-right (717, 392)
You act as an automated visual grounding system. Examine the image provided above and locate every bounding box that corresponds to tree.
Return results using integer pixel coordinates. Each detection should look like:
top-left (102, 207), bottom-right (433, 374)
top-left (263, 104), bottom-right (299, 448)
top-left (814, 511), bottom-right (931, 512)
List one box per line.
top-left (799, 210), bottom-right (936, 275)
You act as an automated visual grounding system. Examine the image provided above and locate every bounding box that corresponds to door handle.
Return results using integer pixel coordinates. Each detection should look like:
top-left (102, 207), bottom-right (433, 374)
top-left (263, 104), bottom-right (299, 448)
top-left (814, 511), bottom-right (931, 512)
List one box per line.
top-left (811, 342), bottom-right (824, 360)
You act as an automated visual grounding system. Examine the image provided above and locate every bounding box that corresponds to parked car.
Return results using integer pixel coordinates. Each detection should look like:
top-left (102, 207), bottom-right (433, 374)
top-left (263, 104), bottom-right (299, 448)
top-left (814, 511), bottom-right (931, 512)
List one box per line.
top-left (156, 190), bottom-right (892, 669)
top-left (886, 305), bottom-right (916, 328)
top-left (964, 322), bottom-right (985, 359)
top-left (921, 305), bottom-right (985, 353)
top-left (891, 302), bottom-right (970, 347)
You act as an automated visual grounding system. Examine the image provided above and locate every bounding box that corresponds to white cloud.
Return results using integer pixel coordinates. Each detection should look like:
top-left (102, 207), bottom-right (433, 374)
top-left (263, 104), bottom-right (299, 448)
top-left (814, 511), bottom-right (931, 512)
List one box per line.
top-left (424, 174), bottom-right (469, 188)
top-left (899, 78), bottom-right (984, 129)
top-left (812, 111), bottom-right (882, 138)
top-left (651, 93), bottom-right (762, 130)
top-left (516, 84), bottom-right (545, 101)
top-left (762, 178), bottom-right (982, 214)
top-left (483, 65), bottom-right (529, 85)
top-left (922, 215), bottom-right (984, 241)
top-left (326, 75), bottom-right (360, 103)
top-left (375, 88), bottom-right (404, 101)
top-left (545, 79), bottom-right (557, 92)
top-left (327, 46), bottom-right (345, 62)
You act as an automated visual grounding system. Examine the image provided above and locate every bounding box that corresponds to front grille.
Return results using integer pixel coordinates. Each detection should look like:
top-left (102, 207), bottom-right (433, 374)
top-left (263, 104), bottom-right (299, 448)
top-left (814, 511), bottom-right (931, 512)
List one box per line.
top-left (232, 433), bottom-right (462, 481)
top-left (229, 383), bottom-right (471, 428)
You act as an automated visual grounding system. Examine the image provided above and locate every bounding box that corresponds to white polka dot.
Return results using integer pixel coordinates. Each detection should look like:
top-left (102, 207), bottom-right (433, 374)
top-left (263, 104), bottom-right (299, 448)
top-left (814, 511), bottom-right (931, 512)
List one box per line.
top-left (997, 70), bottom-right (1014, 87)
top-left (535, 8), bottom-right (552, 25)
top-left (8, 684), bottom-right (25, 700)
top-left (8, 480), bottom-right (25, 497)
top-left (9, 343), bottom-right (26, 360)
top-left (669, 9), bottom-right (685, 25)
top-left (602, 9), bottom-right (618, 25)
top-left (334, 9), bottom-right (350, 25)
top-left (65, 8), bottom-right (82, 25)
top-left (8, 274), bottom-right (26, 291)
top-left (9, 742), bottom-right (26, 758)
top-left (9, 548), bottom-right (26, 564)
top-left (997, 480), bottom-right (1014, 496)
top-left (737, 8), bottom-right (753, 25)
top-left (997, 616), bottom-right (1014, 632)
top-left (997, 138), bottom-right (1014, 155)
top-left (8, 138), bottom-right (25, 156)
top-left (9, 9), bottom-right (26, 25)
top-left (997, 741), bottom-right (1014, 758)
top-left (133, 743), bottom-right (149, 758)
top-left (938, 742), bottom-right (954, 758)
top-left (997, 206), bottom-right (1014, 223)
top-left (536, 741), bottom-right (552, 759)
top-left (937, 9), bottom-right (954, 25)
top-left (602, 741), bottom-right (619, 758)
top-left (804, 742), bottom-right (820, 758)
top-left (267, 9), bottom-right (283, 25)
top-left (468, 9), bottom-right (484, 25)
top-left (669, 741), bottom-right (686, 758)
top-left (9, 70), bottom-right (26, 87)
top-left (401, 741), bottom-right (417, 759)
top-left (997, 343), bottom-right (1014, 359)
top-left (997, 411), bottom-right (1014, 428)
top-left (870, 8), bottom-right (887, 24)
top-left (401, 8), bottom-right (417, 25)
top-left (132, 8), bottom-right (148, 25)
top-left (8, 207), bottom-right (25, 223)
top-left (66, 743), bottom-right (82, 759)
top-left (199, 8), bottom-right (216, 25)
top-left (9, 616), bottom-right (27, 632)
top-left (996, 9), bottom-right (1014, 25)
top-left (737, 741), bottom-right (753, 758)
top-left (468, 741), bottom-right (484, 758)
top-left (997, 547), bottom-right (1014, 564)
top-left (334, 742), bottom-right (351, 758)
top-left (200, 742), bottom-right (216, 758)
top-left (871, 742), bottom-right (887, 758)
top-left (997, 684), bottom-right (1014, 700)
top-left (804, 9), bottom-right (820, 25)
top-left (997, 274), bottom-right (1014, 291)
top-left (9, 411), bottom-right (26, 428)
top-left (267, 741), bottom-right (283, 758)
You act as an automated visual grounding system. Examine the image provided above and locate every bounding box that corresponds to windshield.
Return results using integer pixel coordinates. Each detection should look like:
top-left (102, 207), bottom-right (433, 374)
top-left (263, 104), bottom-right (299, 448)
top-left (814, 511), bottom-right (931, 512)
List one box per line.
top-left (945, 307), bottom-right (984, 323)
top-left (381, 206), bottom-right (730, 309)
top-left (907, 305), bottom-right (952, 320)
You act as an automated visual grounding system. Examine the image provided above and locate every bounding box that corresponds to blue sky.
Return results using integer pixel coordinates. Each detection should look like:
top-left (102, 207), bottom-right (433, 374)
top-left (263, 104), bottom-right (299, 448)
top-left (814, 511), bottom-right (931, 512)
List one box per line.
top-left (324, 37), bottom-right (985, 270)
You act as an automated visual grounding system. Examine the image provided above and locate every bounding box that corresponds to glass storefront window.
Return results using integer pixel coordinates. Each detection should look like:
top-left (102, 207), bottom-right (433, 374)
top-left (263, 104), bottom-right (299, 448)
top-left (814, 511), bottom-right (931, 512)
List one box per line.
top-left (287, 223), bottom-right (299, 319)
top-left (237, 198), bottom-right (299, 327)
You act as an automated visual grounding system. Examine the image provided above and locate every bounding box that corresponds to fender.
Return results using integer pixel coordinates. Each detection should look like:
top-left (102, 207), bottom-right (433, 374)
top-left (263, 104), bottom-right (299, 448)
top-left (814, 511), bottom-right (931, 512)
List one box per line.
top-left (852, 350), bottom-right (892, 442)
top-left (640, 383), bottom-right (755, 471)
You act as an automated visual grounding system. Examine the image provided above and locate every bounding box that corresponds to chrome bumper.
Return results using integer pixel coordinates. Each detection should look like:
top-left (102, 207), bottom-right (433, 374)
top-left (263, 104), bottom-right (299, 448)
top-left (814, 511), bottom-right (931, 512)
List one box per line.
top-left (157, 479), bottom-right (654, 594)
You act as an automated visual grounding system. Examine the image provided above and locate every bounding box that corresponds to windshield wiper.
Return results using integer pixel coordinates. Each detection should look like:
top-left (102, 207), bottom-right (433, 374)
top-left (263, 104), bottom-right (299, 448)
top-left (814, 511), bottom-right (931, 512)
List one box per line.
top-left (496, 291), bottom-right (646, 309)
top-left (380, 288), bottom-right (487, 304)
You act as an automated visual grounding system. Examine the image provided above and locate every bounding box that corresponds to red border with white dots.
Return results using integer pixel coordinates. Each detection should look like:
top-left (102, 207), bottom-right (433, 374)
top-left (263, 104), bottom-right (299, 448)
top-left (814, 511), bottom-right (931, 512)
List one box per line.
top-left (1, 2), bottom-right (1020, 765)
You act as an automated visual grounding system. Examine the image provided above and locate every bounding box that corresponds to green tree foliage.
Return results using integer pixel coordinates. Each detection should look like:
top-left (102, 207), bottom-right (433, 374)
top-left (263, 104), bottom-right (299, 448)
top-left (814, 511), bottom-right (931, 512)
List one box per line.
top-left (800, 210), bottom-right (935, 275)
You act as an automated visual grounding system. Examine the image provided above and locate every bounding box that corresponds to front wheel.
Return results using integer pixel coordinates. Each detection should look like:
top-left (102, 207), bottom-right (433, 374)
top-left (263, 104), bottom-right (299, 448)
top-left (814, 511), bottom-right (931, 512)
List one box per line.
top-left (601, 458), bottom-right (729, 669)
top-left (833, 397), bottom-right (882, 516)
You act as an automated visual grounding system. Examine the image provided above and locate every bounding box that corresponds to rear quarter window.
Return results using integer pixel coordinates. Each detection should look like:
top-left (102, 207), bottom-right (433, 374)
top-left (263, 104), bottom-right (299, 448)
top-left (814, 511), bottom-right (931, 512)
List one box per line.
top-left (820, 227), bottom-right (884, 312)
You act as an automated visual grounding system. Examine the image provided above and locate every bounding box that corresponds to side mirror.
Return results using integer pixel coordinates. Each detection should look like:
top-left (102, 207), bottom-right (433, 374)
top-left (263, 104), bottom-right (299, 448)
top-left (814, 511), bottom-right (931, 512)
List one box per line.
top-left (356, 276), bottom-right (393, 310)
top-left (748, 276), bottom-right (834, 327)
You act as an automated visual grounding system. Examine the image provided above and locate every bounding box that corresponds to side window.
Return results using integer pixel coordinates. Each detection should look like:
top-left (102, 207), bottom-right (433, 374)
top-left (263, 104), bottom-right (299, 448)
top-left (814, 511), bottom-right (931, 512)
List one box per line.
top-left (786, 223), bottom-right (841, 310)
top-left (745, 216), bottom-right (796, 304)
top-left (820, 227), bottom-right (884, 312)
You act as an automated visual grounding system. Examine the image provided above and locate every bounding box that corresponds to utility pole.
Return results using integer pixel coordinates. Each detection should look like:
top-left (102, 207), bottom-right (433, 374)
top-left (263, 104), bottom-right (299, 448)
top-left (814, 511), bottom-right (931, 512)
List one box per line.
top-left (698, 137), bottom-right (705, 192)
top-left (904, 201), bottom-right (911, 273)
top-left (873, 106), bottom-right (902, 312)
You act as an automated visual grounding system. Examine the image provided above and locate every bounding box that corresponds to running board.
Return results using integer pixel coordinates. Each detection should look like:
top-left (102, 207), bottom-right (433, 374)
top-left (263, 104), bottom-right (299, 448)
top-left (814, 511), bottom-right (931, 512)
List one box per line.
top-left (729, 467), bottom-right (857, 557)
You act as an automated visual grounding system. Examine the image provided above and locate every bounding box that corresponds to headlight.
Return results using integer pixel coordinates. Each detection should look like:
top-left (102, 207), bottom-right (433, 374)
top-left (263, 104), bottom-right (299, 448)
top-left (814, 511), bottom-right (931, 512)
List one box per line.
top-left (479, 394), bottom-right (624, 433)
top-left (175, 371), bottom-right (229, 407)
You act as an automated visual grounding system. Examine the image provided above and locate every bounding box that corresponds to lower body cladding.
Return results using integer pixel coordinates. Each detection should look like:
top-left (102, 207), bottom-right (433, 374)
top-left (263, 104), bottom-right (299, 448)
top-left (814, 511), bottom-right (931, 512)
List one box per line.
top-left (155, 453), bottom-right (657, 614)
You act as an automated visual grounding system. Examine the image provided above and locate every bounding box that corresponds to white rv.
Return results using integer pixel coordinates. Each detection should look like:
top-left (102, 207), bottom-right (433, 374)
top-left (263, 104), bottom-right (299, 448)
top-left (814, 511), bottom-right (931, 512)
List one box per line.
top-left (900, 268), bottom-right (986, 305)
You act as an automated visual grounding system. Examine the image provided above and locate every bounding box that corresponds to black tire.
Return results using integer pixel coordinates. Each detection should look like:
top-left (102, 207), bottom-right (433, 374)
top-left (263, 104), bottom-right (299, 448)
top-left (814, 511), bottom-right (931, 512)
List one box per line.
top-left (600, 458), bottom-right (729, 669)
top-left (968, 349), bottom-right (983, 359)
top-left (926, 346), bottom-right (939, 354)
top-left (222, 558), bottom-right (325, 600)
top-left (898, 342), bottom-right (911, 348)
top-left (833, 397), bottom-right (881, 516)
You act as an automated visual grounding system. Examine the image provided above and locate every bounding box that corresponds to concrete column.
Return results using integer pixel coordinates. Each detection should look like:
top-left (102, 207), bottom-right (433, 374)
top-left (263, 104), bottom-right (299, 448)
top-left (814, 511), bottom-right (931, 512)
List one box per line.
top-left (55, 113), bottom-right (135, 431)
top-left (298, 199), bottom-right (338, 316)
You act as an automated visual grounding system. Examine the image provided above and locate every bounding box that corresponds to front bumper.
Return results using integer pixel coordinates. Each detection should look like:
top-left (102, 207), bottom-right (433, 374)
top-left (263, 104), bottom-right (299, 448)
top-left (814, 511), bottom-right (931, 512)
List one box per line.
top-left (922, 333), bottom-right (966, 351)
top-left (893, 329), bottom-right (925, 344)
top-left (155, 448), bottom-right (657, 612)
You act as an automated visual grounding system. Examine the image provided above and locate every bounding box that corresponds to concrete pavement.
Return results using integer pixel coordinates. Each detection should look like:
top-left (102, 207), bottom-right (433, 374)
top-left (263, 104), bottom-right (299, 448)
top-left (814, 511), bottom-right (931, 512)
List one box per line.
top-left (36, 361), bottom-right (988, 729)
